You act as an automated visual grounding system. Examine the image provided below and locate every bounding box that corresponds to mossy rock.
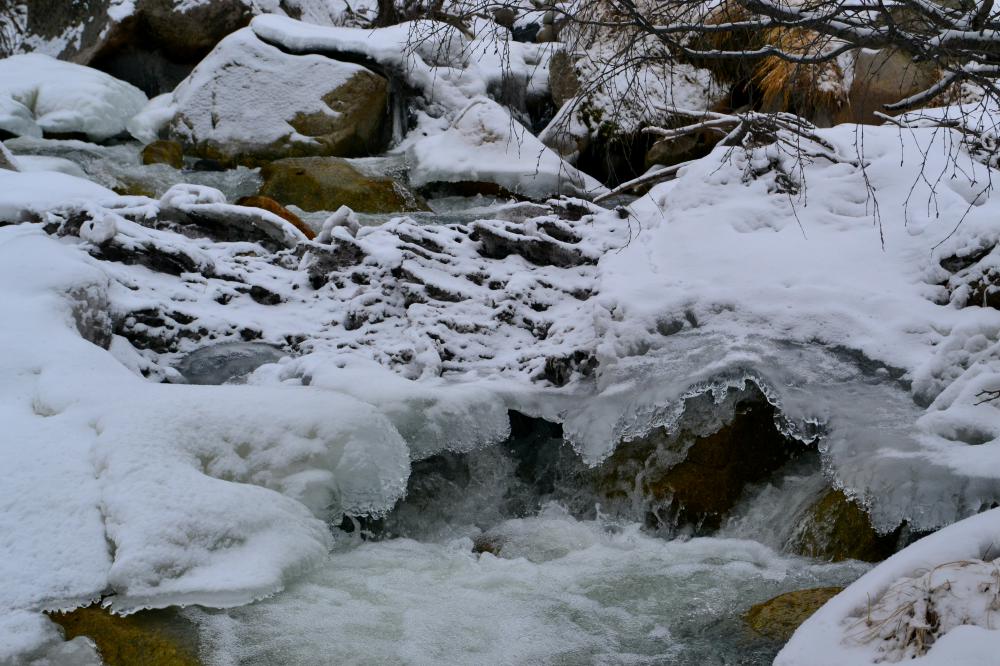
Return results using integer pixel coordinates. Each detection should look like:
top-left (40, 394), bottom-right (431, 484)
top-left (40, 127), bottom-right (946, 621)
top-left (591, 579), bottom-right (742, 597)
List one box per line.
top-left (47, 605), bottom-right (200, 666)
top-left (259, 157), bottom-right (429, 214)
top-left (598, 396), bottom-right (807, 531)
top-left (142, 140), bottom-right (184, 169)
top-left (235, 195), bottom-right (315, 240)
top-left (744, 586), bottom-right (842, 642)
top-left (787, 489), bottom-right (900, 562)
top-left (112, 176), bottom-right (158, 198)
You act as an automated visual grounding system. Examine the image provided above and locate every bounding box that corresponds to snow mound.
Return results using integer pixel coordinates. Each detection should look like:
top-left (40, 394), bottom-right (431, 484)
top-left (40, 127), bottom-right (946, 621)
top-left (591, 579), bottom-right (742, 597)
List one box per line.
top-left (0, 169), bottom-right (116, 222)
top-left (0, 54), bottom-right (146, 141)
top-left (777, 508), bottom-right (1000, 665)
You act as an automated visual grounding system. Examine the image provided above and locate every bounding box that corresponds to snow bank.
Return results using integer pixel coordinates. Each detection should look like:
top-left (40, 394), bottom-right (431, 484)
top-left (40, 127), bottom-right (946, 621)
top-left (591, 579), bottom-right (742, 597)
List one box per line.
top-left (777, 508), bottom-right (1000, 665)
top-left (0, 54), bottom-right (146, 141)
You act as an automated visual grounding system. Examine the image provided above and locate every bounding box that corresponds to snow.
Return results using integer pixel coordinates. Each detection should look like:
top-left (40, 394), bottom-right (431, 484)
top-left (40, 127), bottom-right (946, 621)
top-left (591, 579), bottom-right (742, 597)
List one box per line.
top-left (250, 15), bottom-right (601, 198)
top-left (0, 54), bottom-right (147, 141)
top-left (0, 169), bottom-right (116, 222)
top-left (777, 507), bottom-right (1000, 665)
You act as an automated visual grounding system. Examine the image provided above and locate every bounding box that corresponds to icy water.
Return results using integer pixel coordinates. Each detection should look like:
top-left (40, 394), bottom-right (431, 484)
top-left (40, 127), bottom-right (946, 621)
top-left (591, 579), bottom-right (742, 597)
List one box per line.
top-left (183, 509), bottom-right (866, 666)
top-left (11, 138), bottom-right (871, 665)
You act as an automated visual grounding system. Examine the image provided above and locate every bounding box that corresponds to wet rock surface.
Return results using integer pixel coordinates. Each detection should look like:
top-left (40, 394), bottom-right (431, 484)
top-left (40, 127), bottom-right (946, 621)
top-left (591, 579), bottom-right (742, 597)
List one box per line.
top-left (744, 587), bottom-right (843, 642)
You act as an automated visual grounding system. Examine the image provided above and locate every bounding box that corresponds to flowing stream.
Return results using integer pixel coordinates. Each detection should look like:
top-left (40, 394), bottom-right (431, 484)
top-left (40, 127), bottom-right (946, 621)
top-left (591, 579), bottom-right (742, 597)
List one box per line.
top-left (13, 138), bottom-right (873, 665)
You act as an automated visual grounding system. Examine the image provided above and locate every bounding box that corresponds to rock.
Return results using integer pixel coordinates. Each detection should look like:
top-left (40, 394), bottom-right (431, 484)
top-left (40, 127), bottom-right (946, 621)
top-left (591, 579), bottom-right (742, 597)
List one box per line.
top-left (598, 393), bottom-right (807, 531)
top-left (19, 0), bottom-right (254, 96)
top-left (786, 489), bottom-right (901, 562)
top-left (141, 139), bottom-right (184, 169)
top-left (259, 157), bottom-right (428, 214)
top-left (493, 7), bottom-right (517, 29)
top-left (166, 29), bottom-right (390, 166)
top-left (175, 341), bottom-right (285, 385)
top-left (548, 50), bottom-right (580, 109)
top-left (839, 48), bottom-right (939, 124)
top-left (67, 284), bottom-right (114, 349)
top-left (744, 587), bottom-right (843, 642)
top-left (236, 195), bottom-right (315, 240)
top-left (645, 123), bottom-right (721, 170)
top-left (46, 605), bottom-right (200, 666)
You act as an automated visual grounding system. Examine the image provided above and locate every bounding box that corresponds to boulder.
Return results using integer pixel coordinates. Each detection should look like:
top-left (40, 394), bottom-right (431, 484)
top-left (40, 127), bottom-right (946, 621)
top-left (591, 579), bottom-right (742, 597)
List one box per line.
top-left (597, 394), bottom-right (807, 531)
top-left (165, 29), bottom-right (389, 166)
top-left (838, 49), bottom-right (939, 124)
top-left (786, 489), bottom-right (901, 562)
top-left (259, 157), bottom-right (429, 214)
top-left (141, 139), bottom-right (184, 169)
top-left (744, 587), bottom-right (843, 642)
top-left (47, 605), bottom-right (199, 666)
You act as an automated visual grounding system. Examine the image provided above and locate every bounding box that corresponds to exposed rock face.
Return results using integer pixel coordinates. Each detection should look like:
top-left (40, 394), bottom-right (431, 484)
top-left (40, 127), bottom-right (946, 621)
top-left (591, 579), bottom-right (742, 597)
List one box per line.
top-left (166, 29), bottom-right (389, 166)
top-left (20, 0), bottom-right (254, 96)
top-left (598, 392), bottom-right (808, 531)
top-left (744, 587), bottom-right (843, 642)
top-left (141, 140), bottom-right (183, 169)
top-left (787, 489), bottom-right (901, 562)
top-left (839, 49), bottom-right (939, 124)
top-left (259, 157), bottom-right (428, 214)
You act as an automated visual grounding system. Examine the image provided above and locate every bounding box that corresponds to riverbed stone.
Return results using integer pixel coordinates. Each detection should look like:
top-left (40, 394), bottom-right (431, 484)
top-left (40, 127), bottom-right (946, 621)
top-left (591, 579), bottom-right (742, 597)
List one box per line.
top-left (47, 605), bottom-right (200, 666)
top-left (597, 396), bottom-right (807, 531)
top-left (142, 140), bottom-right (184, 169)
top-left (786, 488), bottom-right (900, 562)
top-left (259, 157), bottom-right (429, 214)
top-left (744, 587), bottom-right (843, 642)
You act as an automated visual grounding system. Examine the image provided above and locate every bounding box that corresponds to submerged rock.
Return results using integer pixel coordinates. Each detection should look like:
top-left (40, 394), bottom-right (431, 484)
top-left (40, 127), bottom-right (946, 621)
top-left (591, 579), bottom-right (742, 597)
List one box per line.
top-left (47, 605), bottom-right (200, 666)
top-left (787, 489), bottom-right (901, 562)
top-left (745, 587), bottom-right (843, 642)
top-left (259, 157), bottom-right (428, 214)
top-left (175, 342), bottom-right (286, 385)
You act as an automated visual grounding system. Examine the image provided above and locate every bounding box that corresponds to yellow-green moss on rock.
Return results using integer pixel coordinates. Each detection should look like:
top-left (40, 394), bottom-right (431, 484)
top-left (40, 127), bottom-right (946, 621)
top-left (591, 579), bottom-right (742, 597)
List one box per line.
top-left (141, 140), bottom-right (184, 169)
top-left (787, 489), bottom-right (900, 562)
top-left (259, 157), bottom-right (429, 214)
top-left (744, 586), bottom-right (842, 642)
top-left (47, 605), bottom-right (200, 666)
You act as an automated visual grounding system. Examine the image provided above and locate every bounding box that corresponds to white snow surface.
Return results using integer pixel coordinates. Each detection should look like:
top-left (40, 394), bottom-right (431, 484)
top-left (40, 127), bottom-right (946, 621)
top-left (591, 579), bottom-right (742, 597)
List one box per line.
top-left (0, 54), bottom-right (147, 141)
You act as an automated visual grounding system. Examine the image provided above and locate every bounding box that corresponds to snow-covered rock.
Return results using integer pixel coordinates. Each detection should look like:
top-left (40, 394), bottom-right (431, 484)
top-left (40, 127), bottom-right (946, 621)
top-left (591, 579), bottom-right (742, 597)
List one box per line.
top-left (158, 28), bottom-right (389, 165)
top-left (407, 97), bottom-right (606, 199)
top-left (0, 169), bottom-right (116, 222)
top-left (0, 54), bottom-right (147, 142)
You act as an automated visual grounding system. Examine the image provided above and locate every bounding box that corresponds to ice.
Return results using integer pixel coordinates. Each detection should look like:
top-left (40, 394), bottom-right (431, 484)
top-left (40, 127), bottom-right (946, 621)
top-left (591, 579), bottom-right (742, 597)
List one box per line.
top-left (175, 342), bottom-right (287, 385)
top-left (0, 54), bottom-right (147, 141)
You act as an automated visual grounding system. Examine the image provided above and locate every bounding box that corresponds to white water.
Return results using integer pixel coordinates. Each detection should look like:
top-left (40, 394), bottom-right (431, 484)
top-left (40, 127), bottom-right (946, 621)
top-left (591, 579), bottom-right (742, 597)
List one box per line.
top-left (186, 507), bottom-right (867, 666)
